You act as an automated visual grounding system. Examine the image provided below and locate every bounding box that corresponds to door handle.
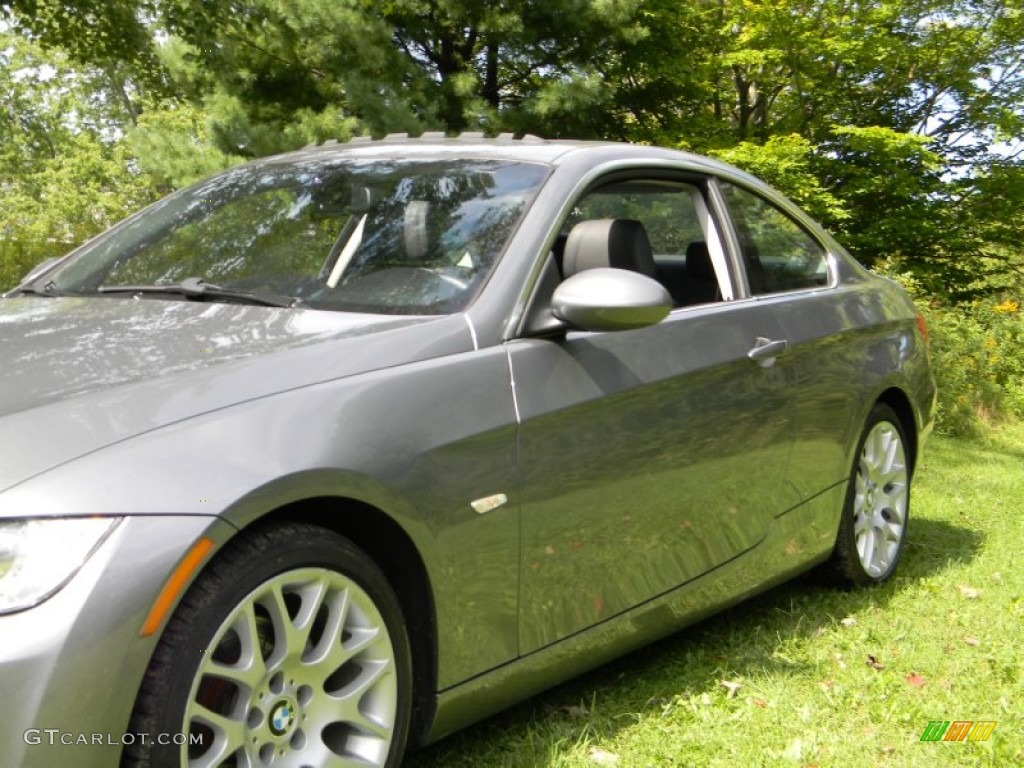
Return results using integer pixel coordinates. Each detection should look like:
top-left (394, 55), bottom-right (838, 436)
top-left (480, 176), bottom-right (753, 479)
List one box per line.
top-left (748, 337), bottom-right (788, 367)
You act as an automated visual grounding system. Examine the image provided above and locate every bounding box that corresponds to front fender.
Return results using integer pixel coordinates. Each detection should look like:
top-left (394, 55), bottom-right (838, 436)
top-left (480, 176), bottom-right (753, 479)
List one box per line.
top-left (0, 345), bottom-right (521, 687)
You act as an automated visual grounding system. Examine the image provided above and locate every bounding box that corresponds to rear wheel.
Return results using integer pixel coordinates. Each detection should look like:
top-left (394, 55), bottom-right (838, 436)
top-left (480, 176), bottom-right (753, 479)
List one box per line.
top-left (830, 403), bottom-right (911, 586)
top-left (123, 522), bottom-right (411, 768)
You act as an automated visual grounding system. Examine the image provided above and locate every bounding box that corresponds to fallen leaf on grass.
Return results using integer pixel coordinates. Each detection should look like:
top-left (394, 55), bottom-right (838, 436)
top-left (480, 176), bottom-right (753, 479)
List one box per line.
top-left (906, 672), bottom-right (926, 687)
top-left (752, 698), bottom-right (768, 708)
top-left (964, 636), bottom-right (980, 646)
top-left (589, 747), bottom-right (619, 765)
top-left (720, 679), bottom-right (742, 698)
top-left (866, 654), bottom-right (885, 670)
top-left (958, 584), bottom-right (981, 599)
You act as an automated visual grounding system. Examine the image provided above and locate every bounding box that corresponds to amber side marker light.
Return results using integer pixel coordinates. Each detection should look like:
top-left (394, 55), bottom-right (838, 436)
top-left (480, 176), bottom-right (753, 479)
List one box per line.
top-left (140, 537), bottom-right (215, 637)
top-left (916, 312), bottom-right (929, 344)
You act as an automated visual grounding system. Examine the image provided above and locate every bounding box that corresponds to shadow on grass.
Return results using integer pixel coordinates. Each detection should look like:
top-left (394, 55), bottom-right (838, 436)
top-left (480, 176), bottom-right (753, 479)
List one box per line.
top-left (900, 516), bottom-right (985, 580)
top-left (406, 517), bottom-right (982, 767)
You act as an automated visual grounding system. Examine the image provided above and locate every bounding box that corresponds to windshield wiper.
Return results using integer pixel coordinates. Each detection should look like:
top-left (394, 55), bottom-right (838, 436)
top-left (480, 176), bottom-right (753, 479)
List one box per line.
top-left (97, 277), bottom-right (302, 308)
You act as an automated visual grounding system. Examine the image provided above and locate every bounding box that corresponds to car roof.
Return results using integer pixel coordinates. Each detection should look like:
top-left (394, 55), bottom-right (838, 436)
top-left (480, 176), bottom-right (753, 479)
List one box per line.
top-left (258, 132), bottom-right (753, 182)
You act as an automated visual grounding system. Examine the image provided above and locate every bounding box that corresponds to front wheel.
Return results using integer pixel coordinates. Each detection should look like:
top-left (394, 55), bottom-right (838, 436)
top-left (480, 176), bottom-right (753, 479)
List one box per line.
top-left (123, 523), bottom-right (412, 768)
top-left (829, 403), bottom-right (911, 586)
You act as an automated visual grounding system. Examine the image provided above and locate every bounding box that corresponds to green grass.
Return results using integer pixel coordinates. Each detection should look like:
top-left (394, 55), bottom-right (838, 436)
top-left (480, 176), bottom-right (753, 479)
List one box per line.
top-left (407, 423), bottom-right (1024, 767)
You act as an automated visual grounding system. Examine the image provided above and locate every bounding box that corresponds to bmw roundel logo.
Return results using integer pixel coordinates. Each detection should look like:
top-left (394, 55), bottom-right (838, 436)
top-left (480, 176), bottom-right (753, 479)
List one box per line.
top-left (269, 700), bottom-right (296, 736)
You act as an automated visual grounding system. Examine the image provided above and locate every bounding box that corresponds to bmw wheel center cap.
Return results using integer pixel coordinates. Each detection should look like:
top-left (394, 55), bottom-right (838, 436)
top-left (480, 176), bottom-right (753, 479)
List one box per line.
top-left (269, 699), bottom-right (297, 736)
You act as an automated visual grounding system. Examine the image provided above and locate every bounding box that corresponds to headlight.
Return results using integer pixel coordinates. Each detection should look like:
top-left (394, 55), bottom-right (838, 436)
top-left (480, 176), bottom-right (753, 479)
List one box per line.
top-left (0, 517), bottom-right (121, 615)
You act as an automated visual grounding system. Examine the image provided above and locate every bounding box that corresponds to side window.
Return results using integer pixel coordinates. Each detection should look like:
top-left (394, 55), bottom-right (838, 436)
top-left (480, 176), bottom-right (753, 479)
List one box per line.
top-left (561, 181), bottom-right (728, 307)
top-left (720, 183), bottom-right (829, 295)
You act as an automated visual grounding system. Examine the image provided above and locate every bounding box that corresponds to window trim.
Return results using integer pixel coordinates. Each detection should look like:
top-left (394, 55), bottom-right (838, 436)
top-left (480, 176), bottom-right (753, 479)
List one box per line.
top-left (536, 170), bottom-right (739, 316)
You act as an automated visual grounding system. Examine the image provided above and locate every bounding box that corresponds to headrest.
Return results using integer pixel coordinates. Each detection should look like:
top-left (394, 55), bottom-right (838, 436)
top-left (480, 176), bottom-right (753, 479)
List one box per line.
top-left (562, 219), bottom-right (657, 279)
top-left (685, 241), bottom-right (715, 280)
top-left (404, 200), bottom-right (431, 260)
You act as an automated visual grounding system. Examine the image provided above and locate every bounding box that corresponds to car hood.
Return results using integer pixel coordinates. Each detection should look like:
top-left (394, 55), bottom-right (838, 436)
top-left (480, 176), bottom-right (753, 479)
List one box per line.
top-left (0, 297), bottom-right (472, 493)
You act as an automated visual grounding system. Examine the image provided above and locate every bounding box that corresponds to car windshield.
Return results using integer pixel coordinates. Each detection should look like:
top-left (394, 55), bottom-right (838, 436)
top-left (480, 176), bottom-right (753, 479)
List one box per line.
top-left (40, 157), bottom-right (550, 314)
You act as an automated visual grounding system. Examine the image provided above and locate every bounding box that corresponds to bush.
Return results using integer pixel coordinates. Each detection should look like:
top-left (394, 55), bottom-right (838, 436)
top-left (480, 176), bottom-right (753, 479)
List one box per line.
top-left (875, 262), bottom-right (1023, 435)
top-left (922, 297), bottom-right (1024, 435)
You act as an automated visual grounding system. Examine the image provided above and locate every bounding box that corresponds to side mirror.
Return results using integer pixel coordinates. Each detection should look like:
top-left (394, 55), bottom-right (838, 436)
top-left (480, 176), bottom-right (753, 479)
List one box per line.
top-left (551, 267), bottom-right (672, 332)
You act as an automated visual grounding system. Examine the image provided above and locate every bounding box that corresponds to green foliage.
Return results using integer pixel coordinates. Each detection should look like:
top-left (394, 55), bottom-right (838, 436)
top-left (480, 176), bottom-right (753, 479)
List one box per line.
top-left (0, 133), bottom-right (159, 289)
top-left (947, 162), bottom-right (1024, 300)
top-left (0, 28), bottom-right (160, 290)
top-left (716, 125), bottom-right (1020, 305)
top-left (515, 0), bottom-right (724, 143)
top-left (877, 260), bottom-right (1024, 435)
top-left (127, 101), bottom-right (241, 191)
top-left (922, 298), bottom-right (1024, 436)
top-left (147, 0), bottom-right (680, 143)
top-left (7, 0), bottom-right (1024, 161)
top-left (711, 134), bottom-right (849, 226)
top-left (3, 134), bottom-right (156, 240)
top-left (817, 126), bottom-right (947, 268)
top-left (1, 1), bottom-right (162, 79)
top-left (0, 242), bottom-right (57, 293)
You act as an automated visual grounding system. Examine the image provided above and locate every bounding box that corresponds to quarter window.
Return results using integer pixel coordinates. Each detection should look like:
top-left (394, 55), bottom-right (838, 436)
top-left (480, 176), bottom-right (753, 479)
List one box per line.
top-left (720, 183), bottom-right (829, 295)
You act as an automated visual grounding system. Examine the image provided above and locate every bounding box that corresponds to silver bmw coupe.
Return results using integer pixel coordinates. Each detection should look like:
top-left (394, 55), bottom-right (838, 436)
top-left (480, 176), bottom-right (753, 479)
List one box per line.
top-left (0, 134), bottom-right (935, 767)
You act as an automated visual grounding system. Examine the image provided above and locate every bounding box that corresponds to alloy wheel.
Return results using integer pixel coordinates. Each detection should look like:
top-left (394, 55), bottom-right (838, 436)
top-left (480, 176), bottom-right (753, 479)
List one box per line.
top-left (184, 567), bottom-right (399, 767)
top-left (852, 421), bottom-right (908, 579)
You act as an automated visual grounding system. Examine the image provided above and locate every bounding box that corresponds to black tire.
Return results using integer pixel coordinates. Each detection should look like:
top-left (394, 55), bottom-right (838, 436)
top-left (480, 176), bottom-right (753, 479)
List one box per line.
top-left (829, 403), bottom-right (912, 587)
top-left (122, 522), bottom-right (412, 768)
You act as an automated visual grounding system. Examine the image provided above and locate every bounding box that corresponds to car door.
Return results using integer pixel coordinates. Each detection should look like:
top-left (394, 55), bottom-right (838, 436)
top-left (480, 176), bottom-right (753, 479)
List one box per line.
top-left (508, 175), bottom-right (795, 653)
top-left (715, 180), bottom-right (863, 503)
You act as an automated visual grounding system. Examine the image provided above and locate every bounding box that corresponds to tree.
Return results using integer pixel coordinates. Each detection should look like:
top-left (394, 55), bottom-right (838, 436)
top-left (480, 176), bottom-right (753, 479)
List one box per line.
top-left (0, 28), bottom-right (159, 287)
top-left (149, 0), bottom-right (670, 142)
top-left (1, 1), bottom-right (164, 84)
top-left (3, 0), bottom-right (1023, 301)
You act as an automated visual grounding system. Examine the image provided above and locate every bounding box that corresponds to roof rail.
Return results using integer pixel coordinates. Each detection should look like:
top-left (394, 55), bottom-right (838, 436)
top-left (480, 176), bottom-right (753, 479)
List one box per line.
top-left (307, 132), bottom-right (548, 148)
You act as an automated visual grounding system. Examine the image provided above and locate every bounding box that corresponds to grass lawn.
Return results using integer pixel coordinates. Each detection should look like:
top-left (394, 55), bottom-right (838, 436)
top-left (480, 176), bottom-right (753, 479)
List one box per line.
top-left (408, 423), bottom-right (1024, 767)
